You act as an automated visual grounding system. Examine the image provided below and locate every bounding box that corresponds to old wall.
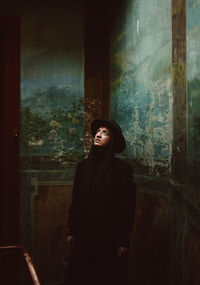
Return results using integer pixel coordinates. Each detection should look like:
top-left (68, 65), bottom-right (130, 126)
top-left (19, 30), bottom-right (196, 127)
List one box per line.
top-left (110, 0), bottom-right (200, 285)
top-left (1, 1), bottom-right (84, 284)
top-left (187, 0), bottom-right (200, 182)
top-left (19, 2), bottom-right (84, 167)
top-left (110, 0), bottom-right (172, 177)
top-left (1, 1), bottom-right (111, 283)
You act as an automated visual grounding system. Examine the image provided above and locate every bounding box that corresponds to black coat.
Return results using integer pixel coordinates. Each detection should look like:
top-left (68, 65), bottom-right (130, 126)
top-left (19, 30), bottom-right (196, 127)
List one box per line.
top-left (68, 156), bottom-right (136, 257)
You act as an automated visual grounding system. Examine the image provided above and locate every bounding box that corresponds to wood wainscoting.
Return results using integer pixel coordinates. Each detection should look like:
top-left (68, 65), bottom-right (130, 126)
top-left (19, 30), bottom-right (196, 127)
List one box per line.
top-left (30, 179), bottom-right (73, 283)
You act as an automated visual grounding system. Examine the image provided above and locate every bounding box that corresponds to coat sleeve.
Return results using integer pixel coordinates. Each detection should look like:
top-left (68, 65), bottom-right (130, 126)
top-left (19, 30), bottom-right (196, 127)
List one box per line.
top-left (117, 163), bottom-right (136, 248)
top-left (68, 161), bottom-right (83, 237)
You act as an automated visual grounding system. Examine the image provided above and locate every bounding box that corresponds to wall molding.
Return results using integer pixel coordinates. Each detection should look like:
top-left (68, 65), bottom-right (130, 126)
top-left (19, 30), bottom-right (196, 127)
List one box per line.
top-left (30, 178), bottom-right (73, 253)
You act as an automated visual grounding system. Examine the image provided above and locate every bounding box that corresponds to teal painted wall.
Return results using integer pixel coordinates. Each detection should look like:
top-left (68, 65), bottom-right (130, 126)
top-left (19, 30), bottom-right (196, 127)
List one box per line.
top-left (187, 0), bottom-right (200, 177)
top-left (19, 3), bottom-right (84, 169)
top-left (110, 0), bottom-right (172, 176)
top-left (1, 2), bottom-right (84, 169)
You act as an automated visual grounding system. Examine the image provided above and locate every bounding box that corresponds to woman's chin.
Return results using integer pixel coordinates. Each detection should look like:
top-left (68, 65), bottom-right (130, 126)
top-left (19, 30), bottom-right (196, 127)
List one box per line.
top-left (94, 142), bottom-right (102, 146)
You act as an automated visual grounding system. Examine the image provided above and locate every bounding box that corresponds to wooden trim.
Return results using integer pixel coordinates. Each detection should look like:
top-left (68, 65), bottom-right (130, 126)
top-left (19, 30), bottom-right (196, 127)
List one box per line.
top-left (30, 178), bottom-right (73, 251)
top-left (84, 1), bottom-right (110, 154)
top-left (171, 0), bottom-right (187, 183)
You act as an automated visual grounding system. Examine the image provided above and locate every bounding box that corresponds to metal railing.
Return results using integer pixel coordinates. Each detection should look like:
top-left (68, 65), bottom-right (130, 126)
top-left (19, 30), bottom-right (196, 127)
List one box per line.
top-left (0, 245), bottom-right (41, 285)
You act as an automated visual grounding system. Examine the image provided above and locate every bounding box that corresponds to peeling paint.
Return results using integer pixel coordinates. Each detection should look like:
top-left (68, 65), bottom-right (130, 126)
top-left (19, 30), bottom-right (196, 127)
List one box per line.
top-left (187, 0), bottom-right (200, 180)
top-left (110, 0), bottom-right (172, 177)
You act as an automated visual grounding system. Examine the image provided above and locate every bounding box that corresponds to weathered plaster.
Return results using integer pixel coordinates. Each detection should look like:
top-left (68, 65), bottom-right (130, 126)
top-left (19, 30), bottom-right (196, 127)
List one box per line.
top-left (110, 0), bottom-right (172, 177)
top-left (19, 4), bottom-right (84, 165)
top-left (187, 0), bottom-right (200, 181)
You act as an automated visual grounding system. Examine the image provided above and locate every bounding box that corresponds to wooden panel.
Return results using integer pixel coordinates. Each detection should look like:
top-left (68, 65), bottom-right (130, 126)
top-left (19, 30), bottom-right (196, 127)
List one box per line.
top-left (84, 1), bottom-right (110, 153)
top-left (129, 192), bottom-right (171, 285)
top-left (185, 223), bottom-right (200, 285)
top-left (31, 181), bottom-right (73, 283)
top-left (171, 0), bottom-right (187, 182)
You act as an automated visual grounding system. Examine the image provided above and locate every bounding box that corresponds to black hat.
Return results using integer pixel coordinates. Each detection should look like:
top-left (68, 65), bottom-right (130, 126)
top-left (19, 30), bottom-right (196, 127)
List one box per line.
top-left (91, 119), bottom-right (126, 153)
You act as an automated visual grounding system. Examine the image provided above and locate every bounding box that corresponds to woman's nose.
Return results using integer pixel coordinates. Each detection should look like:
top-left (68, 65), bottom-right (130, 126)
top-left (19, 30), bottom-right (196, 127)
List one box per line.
top-left (97, 132), bottom-right (102, 138)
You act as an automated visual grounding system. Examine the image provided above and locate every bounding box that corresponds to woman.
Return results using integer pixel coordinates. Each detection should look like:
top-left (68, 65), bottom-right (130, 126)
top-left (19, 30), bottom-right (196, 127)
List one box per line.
top-left (65, 119), bottom-right (136, 285)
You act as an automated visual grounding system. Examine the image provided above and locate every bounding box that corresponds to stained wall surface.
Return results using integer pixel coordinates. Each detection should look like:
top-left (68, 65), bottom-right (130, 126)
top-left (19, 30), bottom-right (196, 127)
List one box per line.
top-left (19, 2), bottom-right (84, 169)
top-left (110, 0), bottom-right (172, 177)
top-left (110, 1), bottom-right (200, 285)
top-left (1, 2), bottom-right (84, 284)
top-left (187, 0), bottom-right (200, 181)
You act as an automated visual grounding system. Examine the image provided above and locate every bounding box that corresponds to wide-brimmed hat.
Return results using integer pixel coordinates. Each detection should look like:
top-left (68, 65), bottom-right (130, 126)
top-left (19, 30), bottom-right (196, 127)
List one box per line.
top-left (91, 119), bottom-right (126, 153)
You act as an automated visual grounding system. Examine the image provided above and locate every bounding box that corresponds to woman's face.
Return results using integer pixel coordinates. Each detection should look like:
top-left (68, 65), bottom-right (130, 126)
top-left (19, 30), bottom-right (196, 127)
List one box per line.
top-left (93, 126), bottom-right (111, 147)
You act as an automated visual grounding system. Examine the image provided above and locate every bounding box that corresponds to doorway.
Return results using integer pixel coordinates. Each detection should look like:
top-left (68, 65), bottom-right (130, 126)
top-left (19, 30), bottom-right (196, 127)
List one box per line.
top-left (0, 15), bottom-right (20, 284)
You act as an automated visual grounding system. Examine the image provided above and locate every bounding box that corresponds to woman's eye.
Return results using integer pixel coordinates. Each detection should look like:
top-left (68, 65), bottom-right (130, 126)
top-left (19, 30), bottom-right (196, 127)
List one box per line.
top-left (103, 131), bottom-right (110, 136)
top-left (96, 129), bottom-right (110, 136)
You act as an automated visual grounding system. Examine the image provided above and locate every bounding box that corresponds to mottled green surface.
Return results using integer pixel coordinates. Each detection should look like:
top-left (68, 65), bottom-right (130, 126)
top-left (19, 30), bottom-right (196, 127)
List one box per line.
top-left (187, 0), bottom-right (200, 177)
top-left (20, 86), bottom-right (83, 169)
top-left (110, 0), bottom-right (172, 176)
top-left (20, 5), bottom-right (84, 168)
